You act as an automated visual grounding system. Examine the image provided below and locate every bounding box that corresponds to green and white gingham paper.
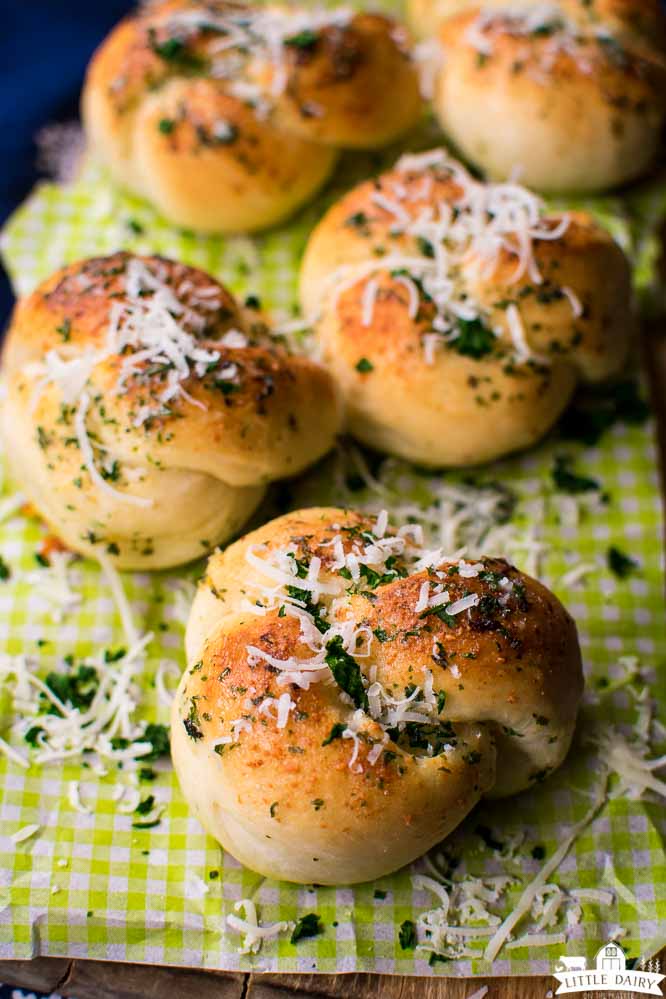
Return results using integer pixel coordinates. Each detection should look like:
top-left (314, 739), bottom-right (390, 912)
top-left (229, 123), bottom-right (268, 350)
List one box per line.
top-left (0, 125), bottom-right (665, 975)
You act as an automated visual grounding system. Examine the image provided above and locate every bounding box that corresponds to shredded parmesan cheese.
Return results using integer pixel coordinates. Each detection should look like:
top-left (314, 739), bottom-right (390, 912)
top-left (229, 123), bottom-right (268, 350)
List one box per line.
top-left (225, 898), bottom-right (293, 954)
top-left (483, 782), bottom-right (608, 962)
top-left (10, 823), bottom-right (40, 844)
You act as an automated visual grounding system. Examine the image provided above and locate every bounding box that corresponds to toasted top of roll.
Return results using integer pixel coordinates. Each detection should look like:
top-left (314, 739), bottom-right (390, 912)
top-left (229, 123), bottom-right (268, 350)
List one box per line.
top-left (408, 0), bottom-right (666, 49)
top-left (172, 506), bottom-right (583, 884)
top-left (430, 1), bottom-right (665, 192)
top-left (1, 253), bottom-right (340, 568)
top-left (82, 2), bottom-right (423, 233)
top-left (299, 149), bottom-right (633, 466)
top-left (86, 1), bottom-right (421, 148)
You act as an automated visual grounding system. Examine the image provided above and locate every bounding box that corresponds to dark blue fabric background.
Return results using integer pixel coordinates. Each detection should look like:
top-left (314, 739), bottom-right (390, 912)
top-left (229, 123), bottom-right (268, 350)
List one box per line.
top-left (0, 1), bottom-right (133, 325)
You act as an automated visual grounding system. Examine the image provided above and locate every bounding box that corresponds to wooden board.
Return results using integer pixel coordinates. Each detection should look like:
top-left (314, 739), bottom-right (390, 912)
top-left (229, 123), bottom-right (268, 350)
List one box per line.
top-left (2, 331), bottom-right (665, 999)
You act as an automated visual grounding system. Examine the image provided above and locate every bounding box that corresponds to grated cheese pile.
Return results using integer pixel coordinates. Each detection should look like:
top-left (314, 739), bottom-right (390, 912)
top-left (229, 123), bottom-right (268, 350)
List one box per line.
top-left (591, 657), bottom-right (666, 802)
top-left (329, 442), bottom-right (549, 577)
top-left (323, 149), bottom-right (576, 365)
top-left (410, 653), bottom-right (666, 964)
top-left (0, 554), bottom-right (175, 778)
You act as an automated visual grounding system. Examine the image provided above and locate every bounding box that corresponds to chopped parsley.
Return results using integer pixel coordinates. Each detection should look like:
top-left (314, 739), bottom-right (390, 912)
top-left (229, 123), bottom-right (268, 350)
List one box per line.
top-left (24, 725), bottom-right (45, 747)
top-left (417, 236), bottom-right (435, 258)
top-left (103, 647), bottom-right (126, 663)
top-left (398, 919), bottom-right (417, 950)
top-left (56, 318), bottom-right (71, 342)
top-left (158, 118), bottom-right (175, 134)
top-left (43, 664), bottom-right (99, 712)
top-left (0, 556), bottom-right (10, 581)
top-left (607, 546), bottom-right (638, 579)
top-left (449, 317), bottom-right (495, 359)
top-left (355, 357), bottom-right (374, 373)
top-left (148, 31), bottom-right (205, 70)
top-left (346, 211), bottom-right (369, 230)
top-left (322, 722), bottom-right (346, 746)
top-left (552, 455), bottom-right (599, 494)
top-left (141, 723), bottom-right (170, 760)
top-left (325, 637), bottom-right (368, 711)
top-left (290, 912), bottom-right (323, 943)
top-left (284, 29), bottom-right (318, 49)
top-left (135, 795), bottom-right (155, 816)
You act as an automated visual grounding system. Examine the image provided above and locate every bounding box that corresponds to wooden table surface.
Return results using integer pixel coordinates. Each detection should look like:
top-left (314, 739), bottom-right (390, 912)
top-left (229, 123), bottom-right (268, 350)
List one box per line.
top-left (2, 329), bottom-right (665, 999)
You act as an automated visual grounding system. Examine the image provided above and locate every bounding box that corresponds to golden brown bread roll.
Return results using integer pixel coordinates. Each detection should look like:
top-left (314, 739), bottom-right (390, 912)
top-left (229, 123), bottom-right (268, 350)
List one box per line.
top-left (426, 0), bottom-right (665, 192)
top-left (172, 506), bottom-right (583, 885)
top-left (300, 149), bottom-right (634, 467)
top-left (0, 253), bottom-right (341, 569)
top-left (82, 1), bottom-right (423, 233)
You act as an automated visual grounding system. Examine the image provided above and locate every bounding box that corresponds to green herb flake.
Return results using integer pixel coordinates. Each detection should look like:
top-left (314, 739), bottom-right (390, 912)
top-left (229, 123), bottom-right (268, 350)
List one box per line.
top-left (325, 637), bottom-right (368, 710)
top-left (321, 722), bottom-right (346, 746)
top-left (450, 317), bottom-right (495, 359)
top-left (290, 912), bottom-right (323, 943)
top-left (43, 664), bottom-right (99, 713)
top-left (552, 455), bottom-right (599, 494)
top-left (24, 725), bottom-right (45, 747)
top-left (284, 29), bottom-right (318, 49)
top-left (140, 723), bottom-right (170, 759)
top-left (56, 318), bottom-right (71, 342)
top-left (134, 795), bottom-right (156, 816)
top-left (607, 546), bottom-right (638, 579)
top-left (399, 919), bottom-right (417, 950)
top-left (355, 357), bottom-right (374, 374)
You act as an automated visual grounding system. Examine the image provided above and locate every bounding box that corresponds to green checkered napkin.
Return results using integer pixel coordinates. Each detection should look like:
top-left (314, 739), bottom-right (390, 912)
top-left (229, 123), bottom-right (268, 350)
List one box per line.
top-left (0, 118), bottom-right (665, 975)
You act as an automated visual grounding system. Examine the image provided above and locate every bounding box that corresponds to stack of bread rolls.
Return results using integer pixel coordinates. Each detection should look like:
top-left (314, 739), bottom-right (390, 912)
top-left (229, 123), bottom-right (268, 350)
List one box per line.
top-left (3, 0), bottom-right (653, 890)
